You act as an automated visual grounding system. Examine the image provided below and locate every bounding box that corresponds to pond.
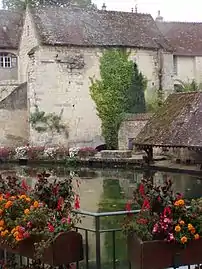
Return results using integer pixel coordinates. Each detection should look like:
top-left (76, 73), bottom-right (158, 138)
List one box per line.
top-left (0, 164), bottom-right (202, 269)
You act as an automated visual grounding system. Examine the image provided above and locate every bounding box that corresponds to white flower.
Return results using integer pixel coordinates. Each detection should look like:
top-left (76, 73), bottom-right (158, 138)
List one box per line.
top-left (43, 147), bottom-right (56, 158)
top-left (15, 146), bottom-right (28, 159)
top-left (69, 147), bottom-right (80, 157)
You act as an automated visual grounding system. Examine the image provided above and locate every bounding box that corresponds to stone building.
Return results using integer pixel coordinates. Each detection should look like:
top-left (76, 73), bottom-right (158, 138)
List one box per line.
top-left (156, 11), bottom-right (202, 89)
top-left (0, 6), bottom-right (174, 147)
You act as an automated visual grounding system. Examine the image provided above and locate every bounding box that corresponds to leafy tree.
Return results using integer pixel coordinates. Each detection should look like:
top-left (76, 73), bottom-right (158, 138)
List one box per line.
top-left (90, 49), bottom-right (133, 149)
top-left (126, 62), bottom-right (147, 114)
top-left (3, 0), bottom-right (96, 10)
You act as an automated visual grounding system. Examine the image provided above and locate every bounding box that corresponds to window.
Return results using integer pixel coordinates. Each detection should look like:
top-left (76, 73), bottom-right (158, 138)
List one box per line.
top-left (0, 53), bottom-right (17, 68)
top-left (173, 55), bottom-right (177, 75)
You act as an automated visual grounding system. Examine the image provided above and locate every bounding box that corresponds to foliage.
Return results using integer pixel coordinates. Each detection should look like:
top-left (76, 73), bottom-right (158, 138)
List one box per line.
top-left (126, 63), bottom-right (147, 114)
top-left (123, 176), bottom-right (202, 246)
top-left (90, 49), bottom-right (133, 149)
top-left (174, 79), bottom-right (202, 93)
top-left (2, 0), bottom-right (96, 10)
top-left (30, 105), bottom-right (66, 134)
top-left (0, 172), bottom-right (80, 258)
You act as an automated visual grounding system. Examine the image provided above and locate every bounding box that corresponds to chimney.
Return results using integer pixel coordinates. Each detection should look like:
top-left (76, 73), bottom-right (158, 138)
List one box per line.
top-left (156, 10), bottom-right (163, 22)
top-left (2, 26), bottom-right (7, 32)
top-left (102, 3), bottom-right (106, 11)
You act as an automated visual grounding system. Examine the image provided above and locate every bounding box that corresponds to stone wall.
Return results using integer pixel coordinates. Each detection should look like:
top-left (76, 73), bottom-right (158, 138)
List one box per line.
top-left (27, 42), bottom-right (174, 147)
top-left (118, 113), bottom-right (152, 150)
top-left (19, 8), bottom-right (39, 83)
top-left (0, 82), bottom-right (28, 146)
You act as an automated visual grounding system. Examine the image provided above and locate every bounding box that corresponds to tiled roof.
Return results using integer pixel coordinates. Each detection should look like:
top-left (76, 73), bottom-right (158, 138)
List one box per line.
top-left (0, 10), bottom-right (23, 49)
top-left (30, 6), bottom-right (171, 50)
top-left (135, 92), bottom-right (202, 148)
top-left (157, 21), bottom-right (202, 56)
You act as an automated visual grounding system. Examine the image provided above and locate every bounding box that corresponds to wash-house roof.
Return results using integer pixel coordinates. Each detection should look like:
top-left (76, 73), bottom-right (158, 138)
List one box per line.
top-left (134, 92), bottom-right (202, 149)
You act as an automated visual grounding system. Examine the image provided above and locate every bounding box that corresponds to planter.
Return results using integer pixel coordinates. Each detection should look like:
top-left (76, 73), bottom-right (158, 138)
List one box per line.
top-left (0, 231), bottom-right (83, 266)
top-left (128, 233), bottom-right (202, 269)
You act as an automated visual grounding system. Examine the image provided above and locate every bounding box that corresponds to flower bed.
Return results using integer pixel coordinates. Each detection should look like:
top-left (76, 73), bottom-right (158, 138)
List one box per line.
top-left (0, 145), bottom-right (97, 162)
top-left (0, 172), bottom-right (83, 265)
top-left (124, 177), bottom-right (202, 269)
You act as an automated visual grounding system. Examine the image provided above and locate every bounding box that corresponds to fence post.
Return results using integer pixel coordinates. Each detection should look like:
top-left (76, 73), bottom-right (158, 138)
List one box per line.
top-left (95, 215), bottom-right (101, 269)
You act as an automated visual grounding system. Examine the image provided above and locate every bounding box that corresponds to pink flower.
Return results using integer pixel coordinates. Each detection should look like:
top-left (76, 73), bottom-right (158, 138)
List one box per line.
top-left (168, 233), bottom-right (174, 242)
top-left (23, 231), bottom-right (30, 238)
top-left (27, 222), bottom-right (32, 228)
top-left (61, 218), bottom-right (67, 224)
top-left (163, 217), bottom-right (171, 224)
top-left (19, 226), bottom-right (25, 233)
top-left (67, 216), bottom-right (71, 224)
top-left (152, 224), bottom-right (158, 233)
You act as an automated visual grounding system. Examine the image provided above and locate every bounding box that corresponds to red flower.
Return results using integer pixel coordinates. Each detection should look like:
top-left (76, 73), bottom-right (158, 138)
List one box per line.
top-left (163, 206), bottom-right (171, 216)
top-left (57, 197), bottom-right (64, 211)
top-left (142, 199), bottom-right (150, 210)
top-left (5, 193), bottom-right (11, 199)
top-left (125, 201), bottom-right (132, 211)
top-left (48, 223), bottom-right (55, 232)
top-left (74, 195), bottom-right (80, 210)
top-left (139, 184), bottom-right (145, 196)
top-left (21, 179), bottom-right (30, 192)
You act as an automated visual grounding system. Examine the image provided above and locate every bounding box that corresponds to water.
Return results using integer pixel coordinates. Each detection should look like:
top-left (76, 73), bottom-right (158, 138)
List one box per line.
top-left (0, 164), bottom-right (202, 269)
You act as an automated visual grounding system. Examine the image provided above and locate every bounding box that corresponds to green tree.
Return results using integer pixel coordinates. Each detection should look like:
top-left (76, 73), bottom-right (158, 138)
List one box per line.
top-left (3, 0), bottom-right (96, 10)
top-left (126, 62), bottom-right (147, 114)
top-left (90, 49), bottom-right (133, 149)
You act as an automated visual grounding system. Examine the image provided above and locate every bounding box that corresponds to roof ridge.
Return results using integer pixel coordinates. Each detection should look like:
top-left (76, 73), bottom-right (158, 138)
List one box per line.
top-left (158, 20), bottom-right (202, 24)
top-left (32, 5), bottom-right (152, 17)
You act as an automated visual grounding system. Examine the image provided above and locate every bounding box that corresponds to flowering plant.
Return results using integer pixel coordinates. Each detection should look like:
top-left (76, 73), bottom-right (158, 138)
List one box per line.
top-left (123, 177), bottom-right (201, 246)
top-left (0, 172), bottom-right (80, 258)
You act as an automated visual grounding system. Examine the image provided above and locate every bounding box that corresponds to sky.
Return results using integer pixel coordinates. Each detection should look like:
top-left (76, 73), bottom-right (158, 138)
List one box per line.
top-left (93, 0), bottom-right (202, 22)
top-left (0, 0), bottom-right (202, 22)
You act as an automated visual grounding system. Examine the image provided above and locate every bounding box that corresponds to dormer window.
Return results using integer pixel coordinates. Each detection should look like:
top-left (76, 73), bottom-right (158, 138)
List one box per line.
top-left (0, 53), bottom-right (17, 68)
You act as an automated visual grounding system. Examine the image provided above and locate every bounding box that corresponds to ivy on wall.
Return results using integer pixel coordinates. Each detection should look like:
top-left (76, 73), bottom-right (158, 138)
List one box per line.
top-left (90, 48), bottom-right (147, 149)
top-left (30, 105), bottom-right (67, 135)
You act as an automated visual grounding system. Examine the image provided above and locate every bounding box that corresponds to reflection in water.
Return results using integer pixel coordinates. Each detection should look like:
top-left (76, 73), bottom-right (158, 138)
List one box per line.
top-left (0, 164), bottom-right (201, 268)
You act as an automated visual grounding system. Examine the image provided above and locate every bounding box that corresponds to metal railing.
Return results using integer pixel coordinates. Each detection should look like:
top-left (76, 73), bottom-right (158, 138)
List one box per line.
top-left (74, 209), bottom-right (139, 269)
